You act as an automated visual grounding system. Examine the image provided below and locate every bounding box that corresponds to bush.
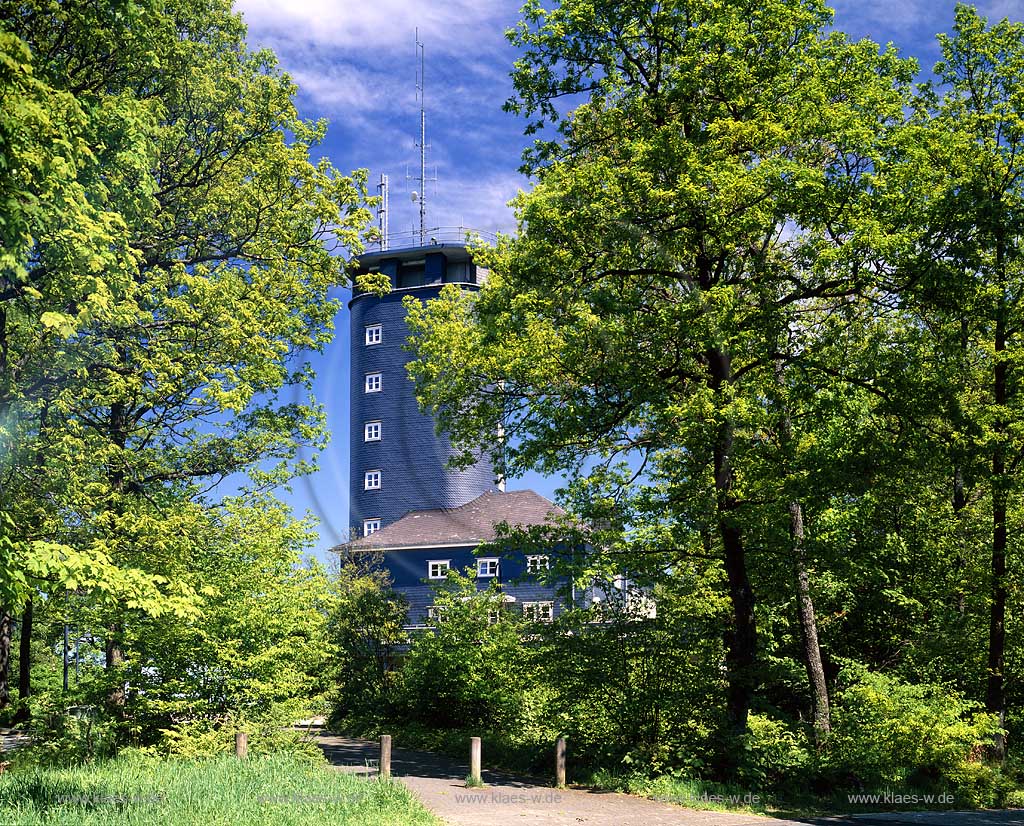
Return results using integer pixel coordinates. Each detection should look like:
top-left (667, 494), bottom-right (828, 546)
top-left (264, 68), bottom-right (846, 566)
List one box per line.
top-left (736, 713), bottom-right (813, 791)
top-left (156, 716), bottom-right (323, 763)
top-left (397, 570), bottom-right (530, 731)
top-left (828, 669), bottom-right (1001, 803)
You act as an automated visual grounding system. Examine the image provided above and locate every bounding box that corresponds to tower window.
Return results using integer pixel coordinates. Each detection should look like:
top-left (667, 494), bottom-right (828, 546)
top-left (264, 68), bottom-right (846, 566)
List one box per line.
top-left (526, 555), bottom-right (550, 574)
top-left (477, 558), bottom-right (499, 578)
top-left (363, 518), bottom-right (381, 536)
top-left (365, 324), bottom-right (382, 345)
top-left (364, 470), bottom-right (381, 490)
top-left (428, 560), bottom-right (450, 580)
top-left (365, 372), bottom-right (382, 393)
top-left (364, 421), bottom-right (381, 441)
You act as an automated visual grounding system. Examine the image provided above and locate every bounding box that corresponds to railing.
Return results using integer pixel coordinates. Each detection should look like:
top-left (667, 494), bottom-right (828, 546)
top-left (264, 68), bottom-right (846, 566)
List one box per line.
top-left (375, 226), bottom-right (501, 251)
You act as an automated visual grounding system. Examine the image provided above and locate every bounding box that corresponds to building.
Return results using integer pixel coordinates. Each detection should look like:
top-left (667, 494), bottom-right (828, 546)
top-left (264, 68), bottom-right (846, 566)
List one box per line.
top-left (342, 239), bottom-right (566, 627)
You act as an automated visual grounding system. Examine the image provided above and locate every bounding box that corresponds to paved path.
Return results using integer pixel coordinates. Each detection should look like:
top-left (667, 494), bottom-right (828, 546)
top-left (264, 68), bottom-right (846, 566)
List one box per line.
top-left (315, 733), bottom-right (1024, 826)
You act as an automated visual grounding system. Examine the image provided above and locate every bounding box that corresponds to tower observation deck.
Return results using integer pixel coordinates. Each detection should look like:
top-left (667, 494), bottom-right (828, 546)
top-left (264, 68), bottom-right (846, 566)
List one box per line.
top-left (348, 237), bottom-right (500, 539)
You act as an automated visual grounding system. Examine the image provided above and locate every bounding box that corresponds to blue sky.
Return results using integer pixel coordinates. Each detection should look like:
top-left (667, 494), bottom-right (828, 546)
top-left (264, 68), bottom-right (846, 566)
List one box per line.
top-left (232, 0), bottom-right (1024, 561)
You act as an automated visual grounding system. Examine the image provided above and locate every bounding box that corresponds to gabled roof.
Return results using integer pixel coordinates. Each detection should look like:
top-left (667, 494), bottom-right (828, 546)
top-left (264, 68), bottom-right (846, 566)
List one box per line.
top-left (340, 489), bottom-right (564, 552)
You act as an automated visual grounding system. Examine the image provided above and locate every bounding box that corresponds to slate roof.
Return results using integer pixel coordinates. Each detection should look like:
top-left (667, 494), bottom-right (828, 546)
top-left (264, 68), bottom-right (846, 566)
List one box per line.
top-left (340, 489), bottom-right (565, 552)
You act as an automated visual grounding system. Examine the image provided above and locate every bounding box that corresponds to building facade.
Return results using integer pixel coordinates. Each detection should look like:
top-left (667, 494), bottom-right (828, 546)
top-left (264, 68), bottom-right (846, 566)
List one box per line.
top-left (344, 242), bottom-right (566, 627)
top-left (348, 243), bottom-right (498, 538)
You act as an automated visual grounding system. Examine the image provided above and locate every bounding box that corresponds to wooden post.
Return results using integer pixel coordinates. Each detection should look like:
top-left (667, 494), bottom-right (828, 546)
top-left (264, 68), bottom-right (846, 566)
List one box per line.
top-left (380, 734), bottom-right (392, 779)
top-left (555, 736), bottom-right (566, 787)
top-left (469, 736), bottom-right (481, 785)
top-left (234, 730), bottom-right (247, 759)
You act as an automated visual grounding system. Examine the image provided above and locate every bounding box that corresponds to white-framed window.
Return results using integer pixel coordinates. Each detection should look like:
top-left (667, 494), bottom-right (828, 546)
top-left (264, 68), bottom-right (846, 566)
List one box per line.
top-left (427, 605), bottom-right (447, 623)
top-left (523, 601), bottom-right (553, 623)
top-left (526, 555), bottom-right (550, 574)
top-left (476, 558), bottom-right (499, 578)
top-left (364, 470), bottom-right (381, 490)
top-left (365, 324), bottom-right (382, 345)
top-left (428, 560), bottom-right (450, 580)
top-left (487, 608), bottom-right (501, 625)
top-left (364, 421), bottom-right (381, 442)
top-left (363, 518), bottom-right (381, 536)
top-left (364, 372), bottom-right (382, 393)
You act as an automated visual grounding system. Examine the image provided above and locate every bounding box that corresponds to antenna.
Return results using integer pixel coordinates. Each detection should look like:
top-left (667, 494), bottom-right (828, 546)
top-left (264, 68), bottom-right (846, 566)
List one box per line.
top-left (411, 29), bottom-right (436, 246)
top-left (377, 174), bottom-right (389, 250)
top-left (416, 29), bottom-right (426, 245)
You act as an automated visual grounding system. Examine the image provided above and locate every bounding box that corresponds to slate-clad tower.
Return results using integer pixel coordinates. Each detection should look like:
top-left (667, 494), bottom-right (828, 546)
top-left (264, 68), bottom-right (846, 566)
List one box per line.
top-left (348, 242), bottom-right (499, 538)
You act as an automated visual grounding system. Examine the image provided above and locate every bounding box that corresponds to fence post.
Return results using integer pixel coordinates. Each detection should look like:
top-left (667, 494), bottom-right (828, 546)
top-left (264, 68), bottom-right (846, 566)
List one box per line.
top-left (469, 736), bottom-right (482, 785)
top-left (234, 731), bottom-right (247, 759)
top-left (380, 734), bottom-right (392, 780)
top-left (555, 736), bottom-right (566, 787)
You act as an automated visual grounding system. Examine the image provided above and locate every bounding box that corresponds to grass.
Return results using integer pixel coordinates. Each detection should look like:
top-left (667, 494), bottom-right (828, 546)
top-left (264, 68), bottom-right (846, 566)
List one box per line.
top-left (0, 751), bottom-right (438, 825)
top-left (589, 770), bottom-right (771, 816)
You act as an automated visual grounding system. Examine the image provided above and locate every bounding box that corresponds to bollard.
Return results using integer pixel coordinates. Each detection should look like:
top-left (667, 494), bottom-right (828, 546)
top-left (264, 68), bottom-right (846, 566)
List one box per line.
top-left (470, 736), bottom-right (482, 785)
top-left (555, 736), bottom-right (566, 787)
top-left (234, 731), bottom-right (248, 759)
top-left (380, 734), bottom-right (392, 779)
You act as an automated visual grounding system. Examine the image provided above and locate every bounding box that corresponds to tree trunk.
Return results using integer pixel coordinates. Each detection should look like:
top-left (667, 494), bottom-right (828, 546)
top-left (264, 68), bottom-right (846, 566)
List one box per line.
top-left (774, 357), bottom-right (831, 745)
top-left (105, 623), bottom-right (126, 708)
top-left (789, 501), bottom-right (831, 747)
top-left (988, 295), bottom-right (1008, 760)
top-left (0, 609), bottom-right (11, 710)
top-left (105, 399), bottom-right (128, 710)
top-left (707, 346), bottom-right (757, 740)
top-left (12, 598), bottom-right (32, 723)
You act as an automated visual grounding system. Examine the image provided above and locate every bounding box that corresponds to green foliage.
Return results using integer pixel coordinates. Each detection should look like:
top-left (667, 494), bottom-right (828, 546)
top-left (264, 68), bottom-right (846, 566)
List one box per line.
top-left (829, 670), bottom-right (1001, 802)
top-left (398, 0), bottom-right (1024, 806)
top-left (328, 556), bottom-right (409, 721)
top-left (398, 570), bottom-right (529, 732)
top-left (0, 0), bottom-right (370, 622)
top-left (736, 714), bottom-right (813, 791)
top-left (157, 719), bottom-right (321, 763)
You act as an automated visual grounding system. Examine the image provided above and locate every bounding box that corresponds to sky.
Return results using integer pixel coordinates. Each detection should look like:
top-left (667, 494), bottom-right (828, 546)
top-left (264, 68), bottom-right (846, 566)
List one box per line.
top-left (231, 0), bottom-right (1024, 562)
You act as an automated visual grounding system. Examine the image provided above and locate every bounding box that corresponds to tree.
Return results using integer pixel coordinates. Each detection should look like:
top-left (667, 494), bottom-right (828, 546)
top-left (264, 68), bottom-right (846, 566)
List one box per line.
top-left (887, 4), bottom-right (1024, 759)
top-left (329, 555), bottom-right (409, 721)
top-left (0, 0), bottom-right (370, 724)
top-left (406, 0), bottom-right (912, 751)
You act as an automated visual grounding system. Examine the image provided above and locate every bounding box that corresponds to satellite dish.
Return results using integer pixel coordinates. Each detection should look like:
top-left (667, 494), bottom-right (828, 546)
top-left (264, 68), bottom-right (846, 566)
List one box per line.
top-left (410, 191), bottom-right (419, 202)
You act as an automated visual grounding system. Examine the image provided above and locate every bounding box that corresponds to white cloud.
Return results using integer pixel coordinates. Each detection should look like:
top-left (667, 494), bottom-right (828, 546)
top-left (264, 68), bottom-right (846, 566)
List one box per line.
top-left (978, 0), bottom-right (1024, 21)
top-left (288, 60), bottom-right (412, 114)
top-left (236, 0), bottom-right (511, 52)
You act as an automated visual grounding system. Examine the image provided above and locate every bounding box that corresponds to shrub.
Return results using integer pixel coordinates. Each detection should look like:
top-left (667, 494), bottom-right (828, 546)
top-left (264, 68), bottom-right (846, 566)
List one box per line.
top-left (157, 715), bottom-right (323, 763)
top-left (397, 570), bottom-right (530, 731)
top-left (736, 713), bottom-right (813, 791)
top-left (828, 669), bottom-right (1001, 803)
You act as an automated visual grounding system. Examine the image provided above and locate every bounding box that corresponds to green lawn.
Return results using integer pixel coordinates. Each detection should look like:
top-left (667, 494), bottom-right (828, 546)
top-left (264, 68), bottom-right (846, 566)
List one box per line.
top-left (0, 752), bottom-right (438, 826)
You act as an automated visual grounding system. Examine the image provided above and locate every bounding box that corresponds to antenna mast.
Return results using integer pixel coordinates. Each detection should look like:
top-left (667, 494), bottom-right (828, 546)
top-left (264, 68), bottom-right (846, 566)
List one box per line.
top-left (415, 29), bottom-right (426, 245)
top-left (377, 174), bottom-right (389, 250)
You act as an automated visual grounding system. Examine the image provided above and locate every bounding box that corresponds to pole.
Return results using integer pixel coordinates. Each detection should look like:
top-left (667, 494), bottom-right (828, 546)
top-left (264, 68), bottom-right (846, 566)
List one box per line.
top-left (416, 31), bottom-right (426, 245)
top-left (380, 734), bottom-right (392, 779)
top-left (62, 623), bottom-right (68, 692)
top-left (469, 736), bottom-right (481, 785)
top-left (555, 737), bottom-right (566, 787)
top-left (235, 731), bottom-right (248, 759)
